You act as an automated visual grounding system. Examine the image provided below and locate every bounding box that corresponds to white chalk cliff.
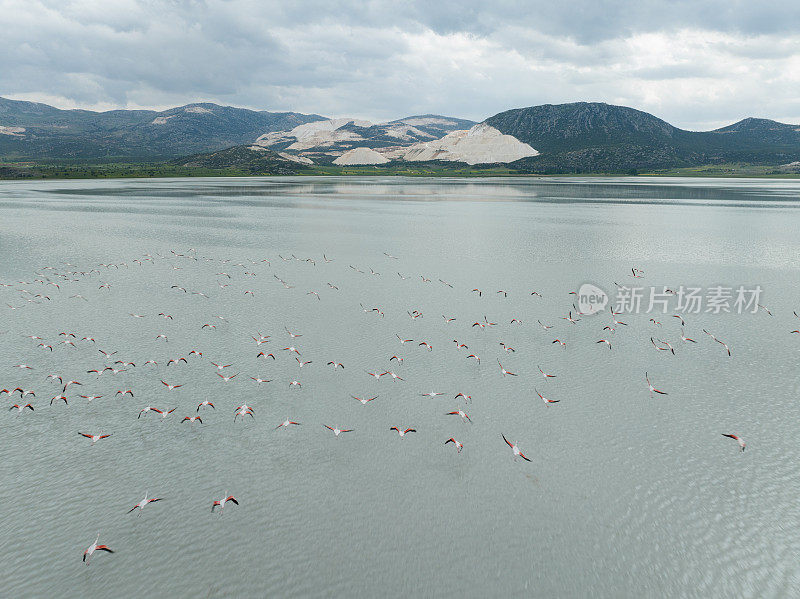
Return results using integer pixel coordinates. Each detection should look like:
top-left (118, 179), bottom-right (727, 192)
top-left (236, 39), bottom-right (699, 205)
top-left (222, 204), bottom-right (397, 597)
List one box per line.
top-left (252, 115), bottom-right (473, 156)
top-left (399, 123), bottom-right (538, 165)
top-left (332, 147), bottom-right (389, 165)
top-left (0, 125), bottom-right (25, 136)
top-left (255, 118), bottom-right (372, 151)
top-left (250, 116), bottom-right (536, 165)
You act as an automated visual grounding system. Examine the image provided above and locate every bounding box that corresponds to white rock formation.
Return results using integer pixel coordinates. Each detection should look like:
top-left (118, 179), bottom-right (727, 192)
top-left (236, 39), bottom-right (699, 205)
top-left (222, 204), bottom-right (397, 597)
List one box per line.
top-left (150, 116), bottom-right (175, 125)
top-left (255, 118), bottom-right (372, 151)
top-left (185, 106), bottom-right (213, 114)
top-left (252, 116), bottom-right (468, 155)
top-left (383, 124), bottom-right (437, 141)
top-left (333, 147), bottom-right (389, 165)
top-left (400, 123), bottom-right (538, 165)
top-left (277, 152), bottom-right (314, 165)
top-left (247, 145), bottom-right (314, 164)
top-left (0, 125), bottom-right (25, 136)
top-left (245, 145), bottom-right (315, 165)
top-left (249, 116), bottom-right (532, 165)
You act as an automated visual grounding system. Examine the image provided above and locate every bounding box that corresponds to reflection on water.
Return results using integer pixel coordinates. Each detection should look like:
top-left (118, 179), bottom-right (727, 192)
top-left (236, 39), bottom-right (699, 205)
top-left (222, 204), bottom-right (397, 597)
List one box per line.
top-left (1, 176), bottom-right (800, 598)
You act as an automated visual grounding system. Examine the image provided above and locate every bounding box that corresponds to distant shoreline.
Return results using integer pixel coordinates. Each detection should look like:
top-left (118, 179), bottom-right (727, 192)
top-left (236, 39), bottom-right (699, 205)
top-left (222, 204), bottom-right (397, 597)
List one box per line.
top-left (2, 162), bottom-right (798, 181)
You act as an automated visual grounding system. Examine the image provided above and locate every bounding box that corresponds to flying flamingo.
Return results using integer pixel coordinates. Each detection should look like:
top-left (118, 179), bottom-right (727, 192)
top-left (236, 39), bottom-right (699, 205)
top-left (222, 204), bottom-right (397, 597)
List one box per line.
top-left (79, 395), bottom-right (103, 402)
top-left (721, 433), bottom-right (746, 452)
top-left (498, 360), bottom-right (517, 377)
top-left (211, 493), bottom-right (239, 514)
top-left (561, 311), bottom-right (580, 324)
top-left (444, 438), bottom-right (463, 453)
top-left (645, 372), bottom-right (668, 397)
top-left (502, 434), bottom-right (532, 462)
top-left (538, 366), bottom-right (556, 380)
top-left (234, 406), bottom-right (254, 421)
top-left (390, 427), bottom-right (416, 437)
top-left (127, 492), bottom-right (163, 515)
top-left (446, 410), bottom-right (472, 423)
top-left (138, 406), bottom-right (162, 419)
top-left (78, 432), bottom-right (112, 444)
top-left (651, 337), bottom-right (674, 355)
top-left (323, 425), bottom-right (353, 437)
top-left (83, 533), bottom-right (114, 564)
top-left (352, 395), bottom-right (377, 405)
top-left (535, 388), bottom-right (559, 404)
top-left (703, 329), bottom-right (731, 356)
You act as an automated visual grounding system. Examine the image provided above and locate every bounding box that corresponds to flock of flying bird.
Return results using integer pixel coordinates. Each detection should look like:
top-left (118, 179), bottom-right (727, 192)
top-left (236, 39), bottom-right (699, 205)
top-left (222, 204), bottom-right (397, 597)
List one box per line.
top-left (2, 248), bottom-right (759, 565)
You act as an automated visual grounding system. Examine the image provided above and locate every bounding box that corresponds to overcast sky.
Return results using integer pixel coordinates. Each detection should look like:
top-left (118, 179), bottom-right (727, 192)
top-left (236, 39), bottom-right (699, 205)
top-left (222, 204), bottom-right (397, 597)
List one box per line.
top-left (2, 0), bottom-right (799, 129)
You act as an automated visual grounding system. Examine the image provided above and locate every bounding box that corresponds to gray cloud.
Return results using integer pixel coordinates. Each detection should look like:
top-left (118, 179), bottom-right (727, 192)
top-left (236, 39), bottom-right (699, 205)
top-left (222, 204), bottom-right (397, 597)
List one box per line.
top-left (1, 0), bottom-right (798, 129)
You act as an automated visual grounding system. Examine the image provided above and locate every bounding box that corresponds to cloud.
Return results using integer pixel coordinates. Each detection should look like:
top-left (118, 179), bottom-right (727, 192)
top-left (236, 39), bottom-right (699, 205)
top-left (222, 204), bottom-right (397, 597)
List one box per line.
top-left (0, 0), bottom-right (798, 129)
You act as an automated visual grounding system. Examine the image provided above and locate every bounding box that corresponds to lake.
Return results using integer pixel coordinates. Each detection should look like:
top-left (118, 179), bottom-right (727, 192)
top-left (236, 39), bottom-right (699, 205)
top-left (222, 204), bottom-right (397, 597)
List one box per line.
top-left (2, 176), bottom-right (800, 598)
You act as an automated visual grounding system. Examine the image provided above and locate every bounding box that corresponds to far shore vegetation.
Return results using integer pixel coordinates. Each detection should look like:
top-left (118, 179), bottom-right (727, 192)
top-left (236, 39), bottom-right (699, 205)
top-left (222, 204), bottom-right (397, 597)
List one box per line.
top-left (1, 160), bottom-right (798, 181)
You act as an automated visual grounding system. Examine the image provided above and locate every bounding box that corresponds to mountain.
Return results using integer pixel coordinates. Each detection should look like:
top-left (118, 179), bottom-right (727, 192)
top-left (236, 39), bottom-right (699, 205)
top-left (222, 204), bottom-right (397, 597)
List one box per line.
top-left (486, 102), bottom-right (800, 173)
top-left (707, 117), bottom-right (800, 163)
top-left (713, 117), bottom-right (800, 145)
top-left (3, 97), bottom-right (799, 173)
top-left (0, 97), bottom-right (326, 160)
top-left (486, 102), bottom-right (679, 153)
top-left (384, 114), bottom-right (478, 138)
top-left (172, 145), bottom-right (308, 175)
top-left (396, 123), bottom-right (539, 165)
top-left (252, 115), bottom-right (476, 163)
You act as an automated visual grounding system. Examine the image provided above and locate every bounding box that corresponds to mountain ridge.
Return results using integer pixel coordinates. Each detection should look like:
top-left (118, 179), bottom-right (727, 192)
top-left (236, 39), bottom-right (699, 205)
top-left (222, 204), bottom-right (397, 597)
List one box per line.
top-left (1, 97), bottom-right (799, 172)
top-left (485, 102), bottom-right (800, 172)
top-left (0, 97), bottom-right (328, 160)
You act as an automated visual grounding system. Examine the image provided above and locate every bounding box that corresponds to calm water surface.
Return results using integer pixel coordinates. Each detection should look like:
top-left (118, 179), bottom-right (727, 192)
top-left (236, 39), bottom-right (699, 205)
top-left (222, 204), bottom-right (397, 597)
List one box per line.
top-left (2, 176), bottom-right (800, 598)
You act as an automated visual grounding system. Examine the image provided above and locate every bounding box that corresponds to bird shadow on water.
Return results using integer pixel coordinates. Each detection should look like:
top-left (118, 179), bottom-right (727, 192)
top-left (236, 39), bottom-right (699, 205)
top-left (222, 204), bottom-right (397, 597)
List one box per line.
top-left (525, 473), bottom-right (540, 487)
